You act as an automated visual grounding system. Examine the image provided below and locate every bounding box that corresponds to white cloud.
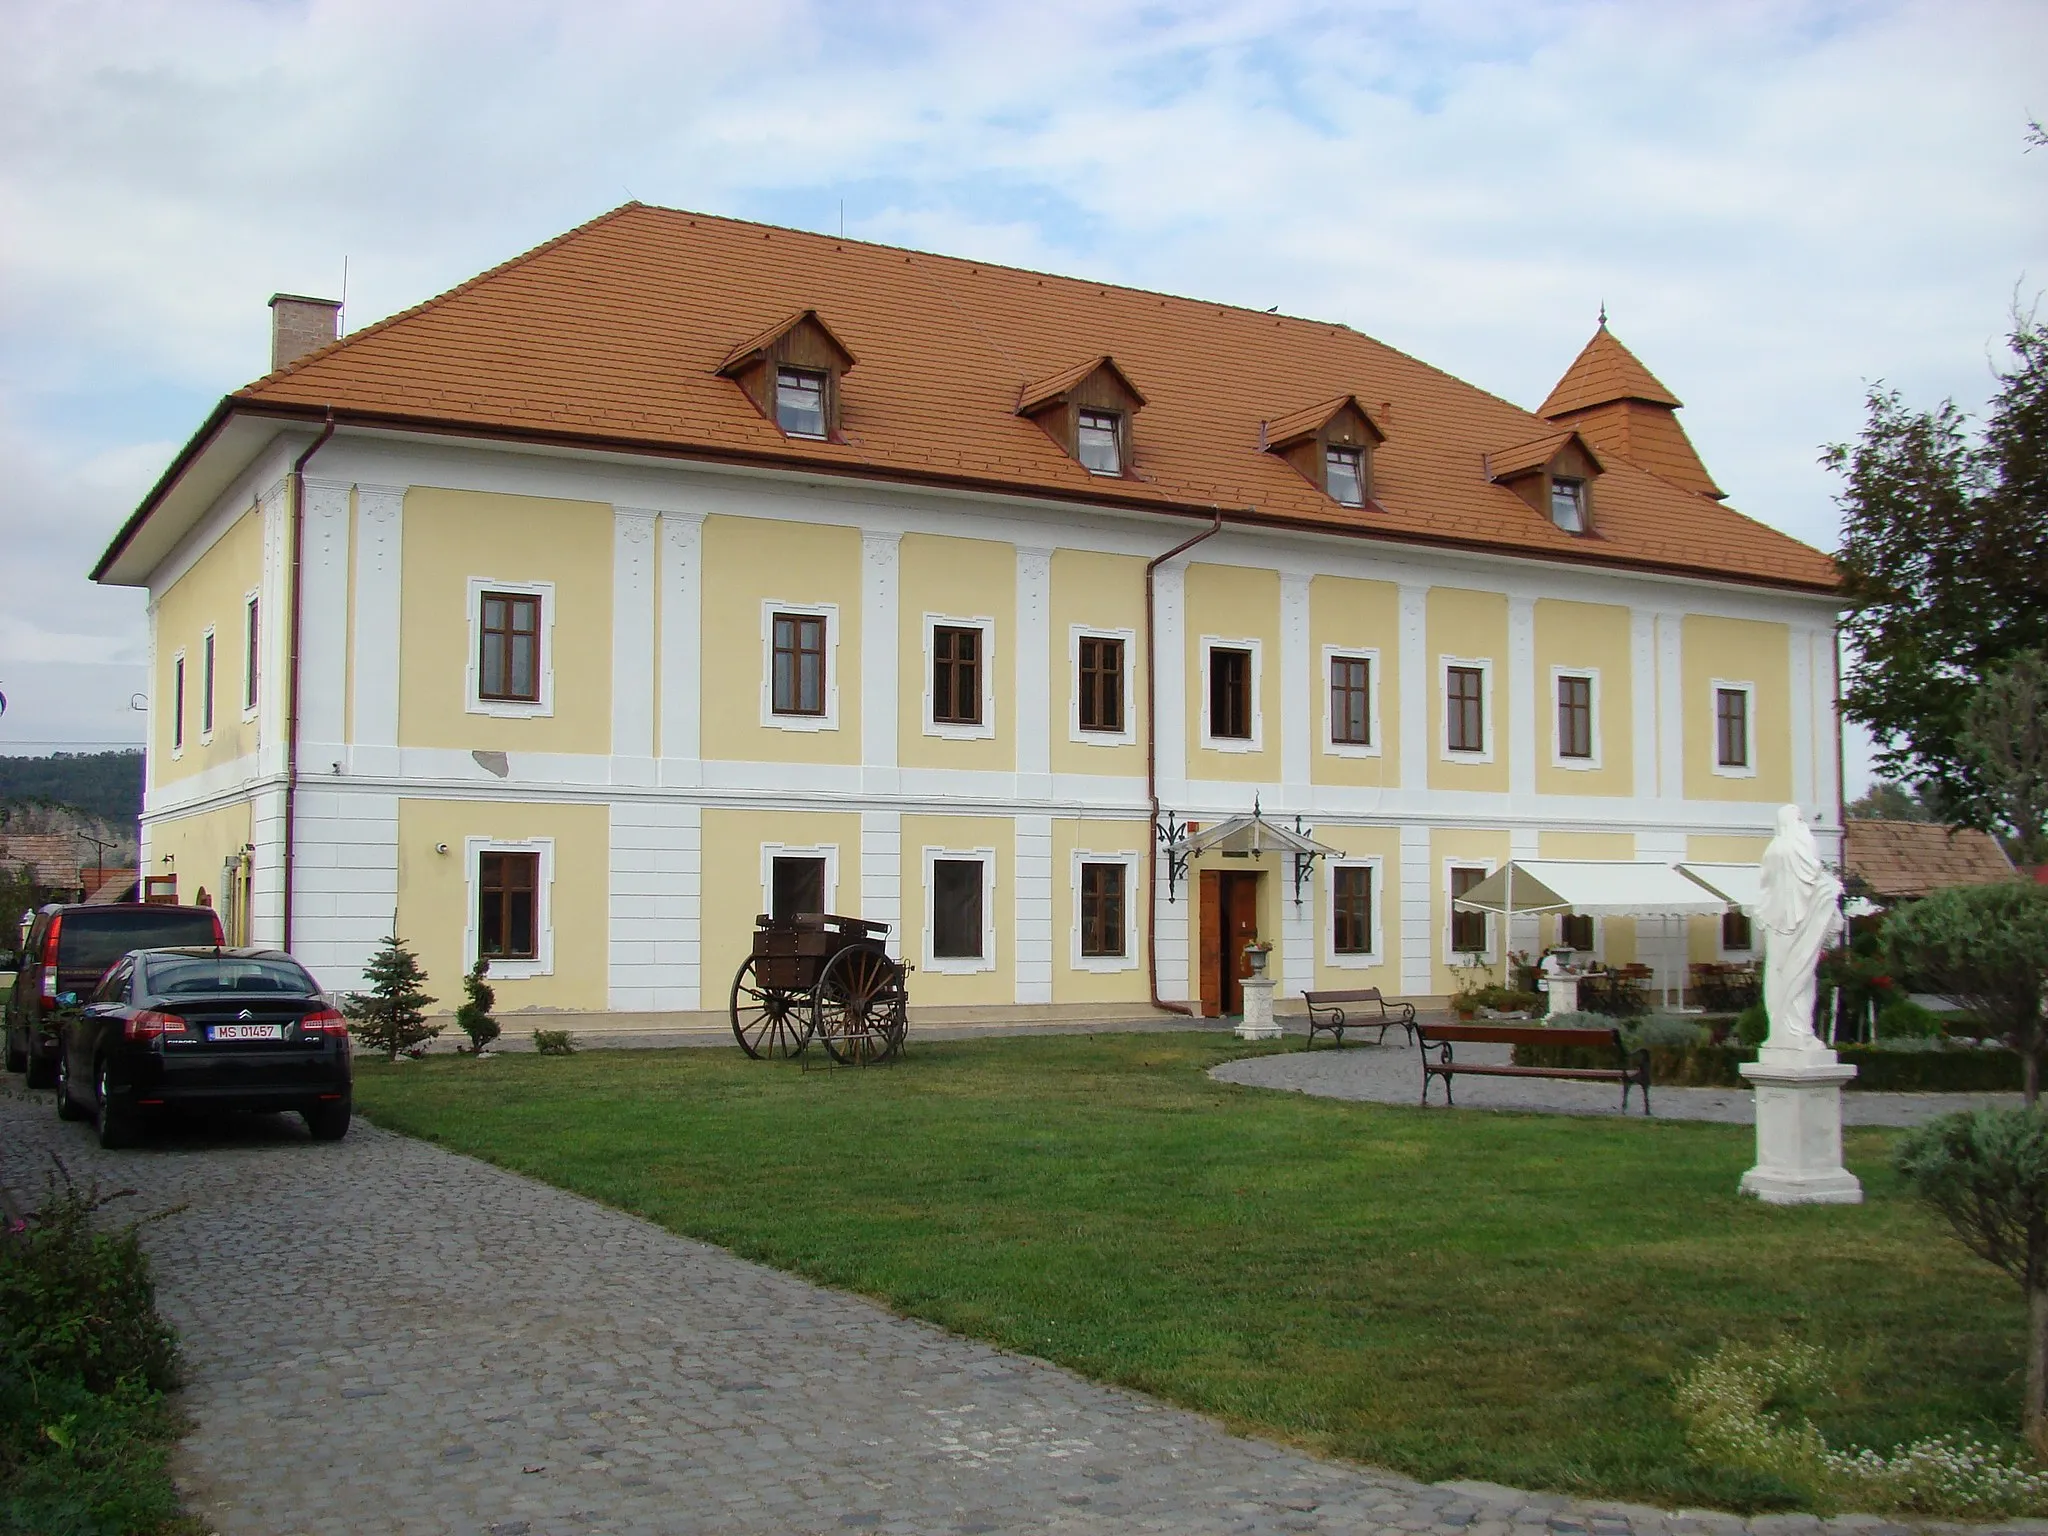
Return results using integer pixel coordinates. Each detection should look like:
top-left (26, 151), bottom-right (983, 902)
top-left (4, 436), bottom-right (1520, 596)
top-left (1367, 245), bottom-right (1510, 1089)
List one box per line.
top-left (3, 0), bottom-right (2043, 784)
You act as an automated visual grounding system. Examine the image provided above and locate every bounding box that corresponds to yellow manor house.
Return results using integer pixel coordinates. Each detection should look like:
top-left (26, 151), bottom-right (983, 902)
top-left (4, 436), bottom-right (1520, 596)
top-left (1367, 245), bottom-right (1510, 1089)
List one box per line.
top-left (94, 205), bottom-right (1841, 1023)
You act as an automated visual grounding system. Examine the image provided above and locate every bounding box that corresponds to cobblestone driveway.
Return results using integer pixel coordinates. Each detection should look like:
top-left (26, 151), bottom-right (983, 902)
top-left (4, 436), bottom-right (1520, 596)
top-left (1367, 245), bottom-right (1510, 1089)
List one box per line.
top-left (0, 1084), bottom-right (2004, 1536)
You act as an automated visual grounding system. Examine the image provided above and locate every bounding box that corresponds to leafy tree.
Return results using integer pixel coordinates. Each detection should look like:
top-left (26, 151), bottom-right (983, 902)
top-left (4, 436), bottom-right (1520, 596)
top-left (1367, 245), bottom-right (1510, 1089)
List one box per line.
top-left (1961, 648), bottom-right (2048, 864)
top-left (1845, 780), bottom-right (1938, 822)
top-left (0, 752), bottom-right (144, 826)
top-left (342, 932), bottom-right (440, 1062)
top-left (1885, 883), bottom-right (2048, 1102)
top-left (454, 958), bottom-right (500, 1055)
top-left (1828, 316), bottom-right (2048, 820)
top-left (1895, 1107), bottom-right (2048, 1456)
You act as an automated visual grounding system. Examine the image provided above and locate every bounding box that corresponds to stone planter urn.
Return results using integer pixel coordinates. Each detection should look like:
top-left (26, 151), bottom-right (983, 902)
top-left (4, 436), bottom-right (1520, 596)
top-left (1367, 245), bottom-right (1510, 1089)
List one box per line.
top-left (1245, 943), bottom-right (1270, 976)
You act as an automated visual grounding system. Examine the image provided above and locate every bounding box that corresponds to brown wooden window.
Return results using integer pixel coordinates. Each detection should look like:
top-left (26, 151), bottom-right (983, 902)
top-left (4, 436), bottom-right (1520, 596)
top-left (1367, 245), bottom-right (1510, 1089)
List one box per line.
top-left (1449, 867), bottom-right (1488, 954)
top-left (1722, 910), bottom-right (1753, 951)
top-left (201, 631), bottom-right (216, 736)
top-left (775, 367), bottom-right (827, 437)
top-left (244, 598), bottom-right (259, 712)
top-left (1446, 665), bottom-right (1485, 753)
top-left (478, 851), bottom-right (539, 960)
top-left (1209, 647), bottom-right (1252, 740)
top-left (1716, 687), bottom-right (1750, 767)
top-left (480, 592), bottom-right (541, 703)
top-left (1077, 409), bottom-right (1122, 475)
top-left (1330, 656), bottom-right (1371, 745)
top-left (1077, 635), bottom-right (1124, 734)
top-left (1080, 862), bottom-right (1126, 957)
top-left (932, 858), bottom-right (984, 959)
top-left (932, 625), bottom-right (982, 725)
top-left (1333, 865), bottom-right (1373, 954)
top-left (1560, 913), bottom-right (1595, 951)
top-left (1326, 446), bottom-right (1365, 507)
top-left (1557, 674), bottom-right (1593, 759)
top-left (771, 612), bottom-right (827, 716)
top-left (172, 655), bottom-right (185, 750)
top-left (771, 856), bottom-right (826, 921)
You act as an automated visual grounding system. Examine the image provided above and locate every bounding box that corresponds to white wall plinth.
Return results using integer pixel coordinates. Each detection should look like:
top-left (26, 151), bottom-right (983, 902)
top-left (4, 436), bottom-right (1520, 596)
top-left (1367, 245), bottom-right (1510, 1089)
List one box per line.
top-left (1545, 975), bottom-right (1581, 1016)
top-left (1236, 976), bottom-right (1281, 1040)
top-left (1738, 1051), bottom-right (1863, 1205)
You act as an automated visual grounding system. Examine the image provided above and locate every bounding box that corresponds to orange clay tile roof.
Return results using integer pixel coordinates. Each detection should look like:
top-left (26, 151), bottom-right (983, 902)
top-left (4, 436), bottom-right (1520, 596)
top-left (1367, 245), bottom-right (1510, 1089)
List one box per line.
top-left (1487, 429), bottom-right (1602, 481)
top-left (1264, 394), bottom-right (1383, 447)
top-left (223, 204), bottom-right (1834, 594)
top-left (1540, 325), bottom-right (1684, 415)
top-left (1844, 820), bottom-right (2018, 901)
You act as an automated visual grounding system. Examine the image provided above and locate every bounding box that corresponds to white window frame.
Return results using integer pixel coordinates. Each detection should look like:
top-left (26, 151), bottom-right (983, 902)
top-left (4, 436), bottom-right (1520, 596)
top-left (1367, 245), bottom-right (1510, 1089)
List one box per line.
top-left (922, 845), bottom-right (997, 974)
top-left (1444, 858), bottom-right (1498, 964)
top-left (1710, 678), bottom-right (1758, 778)
top-left (1321, 645), bottom-right (1383, 759)
top-left (170, 648), bottom-right (187, 759)
top-left (1070, 848), bottom-right (1141, 972)
top-left (1439, 655), bottom-right (1495, 763)
top-left (466, 577), bottom-right (556, 719)
top-left (1199, 635), bottom-right (1263, 753)
top-left (198, 625), bottom-right (218, 745)
top-left (1549, 665), bottom-right (1602, 771)
top-left (464, 835), bottom-right (555, 980)
top-left (240, 590), bottom-right (260, 722)
top-left (759, 843), bottom-right (840, 919)
top-left (759, 600), bottom-right (841, 732)
top-left (923, 613), bottom-right (997, 741)
top-left (1067, 625), bottom-right (1137, 746)
top-left (1323, 856), bottom-right (1385, 969)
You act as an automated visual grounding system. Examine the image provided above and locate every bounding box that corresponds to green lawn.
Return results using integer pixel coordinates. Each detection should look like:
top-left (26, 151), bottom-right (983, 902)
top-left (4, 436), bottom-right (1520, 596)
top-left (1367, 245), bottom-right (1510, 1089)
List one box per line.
top-left (352, 1034), bottom-right (2026, 1513)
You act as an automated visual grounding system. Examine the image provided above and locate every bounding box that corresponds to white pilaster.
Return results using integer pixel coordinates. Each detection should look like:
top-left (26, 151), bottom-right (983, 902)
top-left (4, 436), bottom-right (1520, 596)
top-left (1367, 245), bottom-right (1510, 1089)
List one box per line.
top-left (860, 810), bottom-right (903, 959)
top-left (1656, 613), bottom-right (1685, 805)
top-left (1014, 813), bottom-right (1054, 1004)
top-left (1398, 583), bottom-right (1429, 792)
top-left (1789, 623), bottom-right (1816, 816)
top-left (862, 530), bottom-right (901, 794)
top-left (658, 510), bottom-right (705, 784)
top-left (1015, 547), bottom-right (1052, 799)
top-left (350, 484), bottom-right (404, 777)
top-left (1154, 855), bottom-right (1192, 1003)
top-left (248, 784), bottom-right (287, 949)
top-left (257, 485), bottom-right (291, 779)
top-left (610, 506), bottom-right (659, 780)
top-left (1507, 594), bottom-right (1537, 805)
top-left (1153, 559), bottom-right (1189, 806)
top-left (1280, 854), bottom-right (1313, 1000)
top-left (1629, 607), bottom-right (1658, 803)
top-left (288, 786), bottom-right (398, 994)
top-left (1399, 821), bottom-right (1432, 995)
top-left (1279, 570), bottom-right (1312, 809)
top-left (297, 478), bottom-right (351, 764)
top-left (608, 799), bottom-right (700, 1010)
top-left (1509, 822), bottom-right (1541, 962)
top-left (1814, 632), bottom-right (1843, 857)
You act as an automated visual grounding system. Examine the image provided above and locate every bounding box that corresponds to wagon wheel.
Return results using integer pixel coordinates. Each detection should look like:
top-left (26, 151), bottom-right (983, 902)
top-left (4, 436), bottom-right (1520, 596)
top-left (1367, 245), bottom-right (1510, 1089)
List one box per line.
top-left (731, 956), bottom-right (811, 1059)
top-left (814, 945), bottom-right (908, 1065)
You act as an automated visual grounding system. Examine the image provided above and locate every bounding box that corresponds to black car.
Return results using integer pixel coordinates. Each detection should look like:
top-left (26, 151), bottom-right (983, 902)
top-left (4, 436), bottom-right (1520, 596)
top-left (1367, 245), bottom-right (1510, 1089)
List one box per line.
top-left (56, 947), bottom-right (352, 1148)
top-left (7, 903), bottom-right (225, 1087)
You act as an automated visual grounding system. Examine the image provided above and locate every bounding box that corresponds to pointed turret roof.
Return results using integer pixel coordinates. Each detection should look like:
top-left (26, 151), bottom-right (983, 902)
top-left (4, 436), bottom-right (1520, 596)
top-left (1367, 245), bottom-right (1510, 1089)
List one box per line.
top-left (1537, 321), bottom-right (1723, 500)
top-left (1539, 323), bottom-right (1683, 417)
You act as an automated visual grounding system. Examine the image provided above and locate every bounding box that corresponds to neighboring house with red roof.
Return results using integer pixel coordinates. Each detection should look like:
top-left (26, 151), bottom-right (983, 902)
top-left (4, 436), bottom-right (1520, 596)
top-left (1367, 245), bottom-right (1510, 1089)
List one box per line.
top-left (0, 835), bottom-right (84, 900)
top-left (91, 206), bottom-right (1841, 1014)
top-left (1843, 819), bottom-right (2017, 903)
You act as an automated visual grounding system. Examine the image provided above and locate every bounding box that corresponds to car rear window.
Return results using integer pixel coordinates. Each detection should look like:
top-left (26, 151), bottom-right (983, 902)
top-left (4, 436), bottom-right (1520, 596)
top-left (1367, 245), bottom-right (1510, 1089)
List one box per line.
top-left (58, 910), bottom-right (222, 972)
top-left (146, 955), bottom-right (315, 998)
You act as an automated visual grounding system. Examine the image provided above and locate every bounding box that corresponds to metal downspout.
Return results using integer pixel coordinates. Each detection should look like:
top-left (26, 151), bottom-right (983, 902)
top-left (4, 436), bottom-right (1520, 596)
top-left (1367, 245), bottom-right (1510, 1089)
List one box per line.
top-left (283, 411), bottom-right (335, 952)
top-left (1144, 508), bottom-right (1226, 1015)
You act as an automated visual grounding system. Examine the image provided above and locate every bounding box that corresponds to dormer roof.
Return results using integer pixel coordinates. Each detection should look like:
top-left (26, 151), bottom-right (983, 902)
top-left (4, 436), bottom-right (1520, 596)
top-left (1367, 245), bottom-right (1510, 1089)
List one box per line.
top-left (718, 308), bottom-right (858, 376)
top-left (1488, 429), bottom-right (1603, 483)
top-left (1539, 325), bottom-right (1681, 416)
top-left (1016, 355), bottom-right (1146, 415)
top-left (1264, 394), bottom-right (1384, 450)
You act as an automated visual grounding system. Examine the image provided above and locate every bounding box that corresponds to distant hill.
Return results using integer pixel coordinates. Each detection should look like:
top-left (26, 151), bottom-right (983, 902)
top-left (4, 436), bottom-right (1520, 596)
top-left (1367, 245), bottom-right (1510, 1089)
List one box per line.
top-left (0, 751), bottom-right (145, 827)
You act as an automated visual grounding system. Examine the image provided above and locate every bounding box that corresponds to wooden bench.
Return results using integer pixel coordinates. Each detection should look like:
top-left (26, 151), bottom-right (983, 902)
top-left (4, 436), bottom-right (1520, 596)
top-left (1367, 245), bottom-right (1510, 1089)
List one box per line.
top-left (1300, 988), bottom-right (1417, 1049)
top-left (1414, 1022), bottom-right (1652, 1114)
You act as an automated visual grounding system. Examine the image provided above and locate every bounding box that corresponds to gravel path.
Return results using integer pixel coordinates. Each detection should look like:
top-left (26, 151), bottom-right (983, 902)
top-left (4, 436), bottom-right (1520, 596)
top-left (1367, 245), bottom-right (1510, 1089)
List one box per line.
top-left (1212, 1040), bottom-right (2022, 1127)
top-left (0, 1081), bottom-right (2028, 1535)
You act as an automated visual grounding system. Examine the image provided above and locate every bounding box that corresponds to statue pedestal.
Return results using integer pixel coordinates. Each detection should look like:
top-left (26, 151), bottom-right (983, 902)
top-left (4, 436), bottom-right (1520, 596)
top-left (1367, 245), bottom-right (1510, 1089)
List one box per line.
top-left (1738, 1049), bottom-right (1863, 1205)
top-left (1235, 977), bottom-right (1281, 1040)
top-left (1544, 974), bottom-right (1581, 1016)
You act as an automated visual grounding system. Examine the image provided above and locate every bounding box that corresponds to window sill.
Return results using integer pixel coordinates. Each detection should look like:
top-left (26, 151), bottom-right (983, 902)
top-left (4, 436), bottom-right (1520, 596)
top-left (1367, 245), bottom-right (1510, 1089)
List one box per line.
top-left (479, 956), bottom-right (549, 981)
top-left (1324, 740), bottom-right (1381, 760)
top-left (1711, 762), bottom-right (1759, 780)
top-left (1326, 951), bottom-right (1384, 970)
top-left (1073, 952), bottom-right (1139, 974)
top-left (1071, 725), bottom-right (1137, 748)
top-left (924, 719), bottom-right (996, 742)
top-left (923, 954), bottom-right (995, 975)
top-left (1201, 734), bottom-right (1260, 754)
top-left (468, 699), bottom-right (554, 720)
top-left (765, 711), bottom-right (839, 733)
top-left (1551, 755), bottom-right (1602, 772)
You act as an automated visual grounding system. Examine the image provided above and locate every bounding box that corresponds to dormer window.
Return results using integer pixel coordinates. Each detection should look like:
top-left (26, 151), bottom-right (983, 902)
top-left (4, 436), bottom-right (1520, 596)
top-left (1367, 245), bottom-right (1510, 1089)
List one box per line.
top-left (1077, 410), bottom-right (1123, 475)
top-left (1017, 356), bottom-right (1146, 479)
top-left (1264, 395), bottom-right (1386, 507)
top-left (1326, 446), bottom-right (1365, 507)
top-left (718, 309), bottom-right (857, 442)
top-left (776, 368), bottom-right (827, 438)
top-left (1550, 476), bottom-right (1586, 532)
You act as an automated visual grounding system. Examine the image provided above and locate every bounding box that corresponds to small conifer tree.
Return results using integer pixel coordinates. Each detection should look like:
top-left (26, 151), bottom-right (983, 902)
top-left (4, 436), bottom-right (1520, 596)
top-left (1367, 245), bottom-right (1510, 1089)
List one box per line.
top-left (455, 957), bottom-right (500, 1055)
top-left (344, 931), bottom-right (441, 1062)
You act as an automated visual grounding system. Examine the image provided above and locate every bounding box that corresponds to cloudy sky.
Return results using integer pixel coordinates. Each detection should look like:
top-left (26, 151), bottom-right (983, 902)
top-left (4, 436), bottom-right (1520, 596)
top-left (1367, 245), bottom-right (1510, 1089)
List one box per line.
top-left (3, 0), bottom-right (2043, 791)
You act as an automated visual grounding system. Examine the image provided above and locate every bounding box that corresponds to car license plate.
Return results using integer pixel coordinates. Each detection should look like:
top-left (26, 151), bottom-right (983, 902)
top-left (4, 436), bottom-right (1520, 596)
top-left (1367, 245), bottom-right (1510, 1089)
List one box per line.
top-left (207, 1023), bottom-right (284, 1041)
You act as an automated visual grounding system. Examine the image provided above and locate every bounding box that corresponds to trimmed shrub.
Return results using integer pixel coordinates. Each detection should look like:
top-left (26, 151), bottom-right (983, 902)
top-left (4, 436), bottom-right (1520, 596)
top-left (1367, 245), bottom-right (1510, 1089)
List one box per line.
top-left (1509, 1038), bottom-right (2025, 1092)
top-left (1735, 1003), bottom-right (1770, 1048)
top-left (532, 1029), bottom-right (578, 1056)
top-left (1878, 997), bottom-right (1946, 1040)
top-left (454, 958), bottom-right (500, 1056)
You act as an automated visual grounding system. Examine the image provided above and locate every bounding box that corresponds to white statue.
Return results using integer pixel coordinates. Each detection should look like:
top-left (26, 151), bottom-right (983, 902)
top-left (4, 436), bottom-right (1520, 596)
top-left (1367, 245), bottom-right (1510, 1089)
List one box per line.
top-left (1756, 804), bottom-right (1843, 1054)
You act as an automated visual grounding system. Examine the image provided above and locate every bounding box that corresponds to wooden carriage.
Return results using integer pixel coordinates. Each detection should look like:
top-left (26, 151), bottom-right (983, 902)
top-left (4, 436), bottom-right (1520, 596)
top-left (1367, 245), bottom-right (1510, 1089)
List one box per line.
top-left (729, 912), bottom-right (909, 1064)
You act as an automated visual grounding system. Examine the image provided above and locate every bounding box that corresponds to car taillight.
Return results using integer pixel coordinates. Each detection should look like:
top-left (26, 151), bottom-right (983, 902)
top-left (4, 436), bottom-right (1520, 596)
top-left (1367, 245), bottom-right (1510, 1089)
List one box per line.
top-left (39, 916), bottom-right (61, 1001)
top-left (126, 1010), bottom-right (185, 1042)
top-left (300, 1008), bottom-right (348, 1038)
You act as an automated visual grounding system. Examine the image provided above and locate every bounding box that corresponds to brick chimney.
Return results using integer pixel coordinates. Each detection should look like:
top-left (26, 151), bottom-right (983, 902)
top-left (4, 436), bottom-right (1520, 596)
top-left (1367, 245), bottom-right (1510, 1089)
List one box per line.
top-left (269, 293), bottom-right (342, 372)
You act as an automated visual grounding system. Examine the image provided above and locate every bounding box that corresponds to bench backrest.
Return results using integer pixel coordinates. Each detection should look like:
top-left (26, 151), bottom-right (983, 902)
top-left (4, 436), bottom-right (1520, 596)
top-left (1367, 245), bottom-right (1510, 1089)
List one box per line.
top-left (1302, 988), bottom-right (1383, 1005)
top-left (1417, 1023), bottom-right (1620, 1049)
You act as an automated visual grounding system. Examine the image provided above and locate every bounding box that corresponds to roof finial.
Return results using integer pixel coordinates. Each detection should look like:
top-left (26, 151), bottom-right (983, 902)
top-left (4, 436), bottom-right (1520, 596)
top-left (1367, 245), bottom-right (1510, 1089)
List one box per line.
top-left (1597, 300), bottom-right (1608, 329)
